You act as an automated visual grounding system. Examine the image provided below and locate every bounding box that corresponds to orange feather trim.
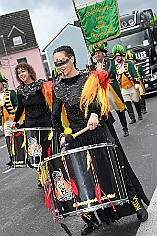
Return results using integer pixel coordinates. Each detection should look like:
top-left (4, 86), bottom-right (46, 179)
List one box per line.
top-left (61, 105), bottom-right (70, 128)
top-left (80, 71), bottom-right (111, 117)
top-left (42, 81), bottom-right (53, 111)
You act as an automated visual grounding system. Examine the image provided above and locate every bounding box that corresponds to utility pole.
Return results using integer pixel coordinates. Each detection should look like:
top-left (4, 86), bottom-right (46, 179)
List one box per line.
top-left (0, 35), bottom-right (16, 89)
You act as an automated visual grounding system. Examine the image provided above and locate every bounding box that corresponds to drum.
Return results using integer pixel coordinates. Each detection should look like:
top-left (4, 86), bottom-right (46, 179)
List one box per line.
top-left (44, 143), bottom-right (129, 220)
top-left (12, 128), bottom-right (59, 168)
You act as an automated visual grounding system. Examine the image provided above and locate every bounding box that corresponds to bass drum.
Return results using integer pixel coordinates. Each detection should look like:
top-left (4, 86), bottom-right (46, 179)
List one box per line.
top-left (46, 143), bottom-right (129, 220)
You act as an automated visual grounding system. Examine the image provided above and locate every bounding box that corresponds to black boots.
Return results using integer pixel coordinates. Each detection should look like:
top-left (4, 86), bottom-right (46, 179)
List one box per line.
top-left (81, 221), bottom-right (99, 235)
top-left (133, 101), bottom-right (143, 120)
top-left (37, 180), bottom-right (43, 188)
top-left (140, 95), bottom-right (147, 114)
top-left (130, 195), bottom-right (148, 222)
top-left (81, 212), bottom-right (99, 235)
top-left (6, 155), bottom-right (12, 166)
top-left (125, 101), bottom-right (136, 124)
top-left (125, 101), bottom-right (143, 123)
top-left (116, 110), bottom-right (129, 137)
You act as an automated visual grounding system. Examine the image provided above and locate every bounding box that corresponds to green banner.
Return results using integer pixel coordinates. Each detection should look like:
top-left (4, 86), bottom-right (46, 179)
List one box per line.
top-left (77, 0), bottom-right (121, 46)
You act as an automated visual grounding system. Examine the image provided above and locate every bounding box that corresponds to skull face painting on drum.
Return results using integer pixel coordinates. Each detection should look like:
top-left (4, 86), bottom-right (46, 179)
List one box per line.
top-left (11, 128), bottom-right (59, 168)
top-left (42, 143), bottom-right (128, 220)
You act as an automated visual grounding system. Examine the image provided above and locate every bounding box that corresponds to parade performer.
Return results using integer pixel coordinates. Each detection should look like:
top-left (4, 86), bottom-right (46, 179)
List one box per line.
top-left (52, 45), bottom-right (149, 235)
top-left (89, 42), bottom-right (129, 137)
top-left (0, 72), bottom-right (18, 166)
top-left (10, 62), bottom-right (52, 187)
top-left (112, 44), bottom-right (143, 124)
top-left (125, 50), bottom-right (148, 114)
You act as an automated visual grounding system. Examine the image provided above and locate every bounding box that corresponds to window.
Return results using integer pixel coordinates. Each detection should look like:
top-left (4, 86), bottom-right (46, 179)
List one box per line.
top-left (13, 36), bottom-right (23, 46)
top-left (17, 57), bottom-right (27, 64)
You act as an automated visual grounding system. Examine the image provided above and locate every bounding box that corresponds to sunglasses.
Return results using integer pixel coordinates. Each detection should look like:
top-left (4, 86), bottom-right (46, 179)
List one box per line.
top-left (54, 56), bottom-right (72, 67)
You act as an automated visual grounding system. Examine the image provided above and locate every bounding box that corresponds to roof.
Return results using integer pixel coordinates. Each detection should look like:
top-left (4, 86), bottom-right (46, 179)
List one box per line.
top-left (42, 23), bottom-right (79, 52)
top-left (0, 9), bottom-right (38, 56)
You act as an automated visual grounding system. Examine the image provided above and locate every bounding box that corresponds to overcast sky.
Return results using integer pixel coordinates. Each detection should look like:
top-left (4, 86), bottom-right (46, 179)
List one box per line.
top-left (0, 0), bottom-right (157, 52)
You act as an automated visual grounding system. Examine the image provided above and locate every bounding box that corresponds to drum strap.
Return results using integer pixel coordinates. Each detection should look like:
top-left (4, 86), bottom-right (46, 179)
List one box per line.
top-left (85, 148), bottom-right (117, 215)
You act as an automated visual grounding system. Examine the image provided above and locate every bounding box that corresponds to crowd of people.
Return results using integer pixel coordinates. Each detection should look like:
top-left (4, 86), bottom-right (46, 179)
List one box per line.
top-left (0, 42), bottom-right (149, 235)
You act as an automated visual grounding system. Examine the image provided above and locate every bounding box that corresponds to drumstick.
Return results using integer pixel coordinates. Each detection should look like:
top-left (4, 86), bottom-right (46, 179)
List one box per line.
top-left (65, 126), bottom-right (90, 143)
top-left (73, 126), bottom-right (90, 138)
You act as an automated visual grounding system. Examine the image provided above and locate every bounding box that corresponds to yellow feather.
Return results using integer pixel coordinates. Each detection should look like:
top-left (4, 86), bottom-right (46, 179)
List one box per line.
top-left (86, 149), bottom-right (91, 171)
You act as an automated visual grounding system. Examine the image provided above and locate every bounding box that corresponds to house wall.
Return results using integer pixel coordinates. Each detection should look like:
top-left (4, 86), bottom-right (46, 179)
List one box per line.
top-left (44, 25), bottom-right (89, 75)
top-left (0, 48), bottom-right (46, 89)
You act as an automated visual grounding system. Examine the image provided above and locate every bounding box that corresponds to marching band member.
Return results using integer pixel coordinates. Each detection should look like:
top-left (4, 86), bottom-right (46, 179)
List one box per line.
top-left (125, 50), bottom-right (148, 114)
top-left (52, 45), bottom-right (149, 235)
top-left (112, 44), bottom-right (143, 124)
top-left (89, 42), bottom-right (129, 137)
top-left (0, 72), bottom-right (18, 166)
top-left (10, 62), bottom-right (52, 187)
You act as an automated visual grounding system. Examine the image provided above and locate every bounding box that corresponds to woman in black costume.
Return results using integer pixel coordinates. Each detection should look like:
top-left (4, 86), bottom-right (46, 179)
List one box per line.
top-left (10, 62), bottom-right (53, 187)
top-left (11, 62), bottom-right (52, 128)
top-left (52, 46), bottom-right (149, 235)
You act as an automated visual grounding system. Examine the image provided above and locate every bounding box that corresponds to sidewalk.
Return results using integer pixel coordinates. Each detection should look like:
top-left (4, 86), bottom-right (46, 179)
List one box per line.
top-left (136, 186), bottom-right (157, 236)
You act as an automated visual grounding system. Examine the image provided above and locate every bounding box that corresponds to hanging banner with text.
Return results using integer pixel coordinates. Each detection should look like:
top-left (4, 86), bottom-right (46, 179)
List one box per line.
top-left (74, 0), bottom-right (121, 47)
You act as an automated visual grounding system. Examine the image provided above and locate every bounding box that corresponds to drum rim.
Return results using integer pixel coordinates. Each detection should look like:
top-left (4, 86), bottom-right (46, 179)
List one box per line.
top-left (12, 127), bottom-right (55, 132)
top-left (52, 198), bottom-right (129, 220)
top-left (42, 142), bottom-right (117, 164)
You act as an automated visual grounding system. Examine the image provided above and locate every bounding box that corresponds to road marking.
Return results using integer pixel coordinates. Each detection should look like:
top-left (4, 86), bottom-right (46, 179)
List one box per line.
top-left (0, 144), bottom-right (6, 149)
top-left (3, 168), bottom-right (14, 174)
top-left (136, 186), bottom-right (157, 236)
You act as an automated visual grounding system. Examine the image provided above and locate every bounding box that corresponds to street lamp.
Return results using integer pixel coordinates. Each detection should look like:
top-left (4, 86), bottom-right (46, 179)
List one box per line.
top-left (0, 35), bottom-right (16, 89)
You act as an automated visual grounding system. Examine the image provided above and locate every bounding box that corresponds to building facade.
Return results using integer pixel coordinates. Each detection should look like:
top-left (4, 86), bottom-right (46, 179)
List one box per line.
top-left (0, 9), bottom-right (46, 89)
top-left (43, 23), bottom-right (89, 76)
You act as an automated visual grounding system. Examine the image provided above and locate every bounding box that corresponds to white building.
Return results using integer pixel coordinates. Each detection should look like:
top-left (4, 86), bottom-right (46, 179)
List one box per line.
top-left (43, 23), bottom-right (89, 76)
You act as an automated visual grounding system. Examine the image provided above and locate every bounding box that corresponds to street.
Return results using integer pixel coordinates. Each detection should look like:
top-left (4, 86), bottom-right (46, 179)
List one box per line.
top-left (0, 94), bottom-right (157, 236)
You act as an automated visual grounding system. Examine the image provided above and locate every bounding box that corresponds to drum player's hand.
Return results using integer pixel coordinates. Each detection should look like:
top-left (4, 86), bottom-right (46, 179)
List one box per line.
top-left (87, 113), bottom-right (99, 130)
top-left (10, 122), bottom-right (16, 129)
top-left (60, 136), bottom-right (69, 147)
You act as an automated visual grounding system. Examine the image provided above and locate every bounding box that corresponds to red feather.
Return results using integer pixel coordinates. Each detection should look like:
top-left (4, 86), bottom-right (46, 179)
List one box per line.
top-left (47, 143), bottom-right (51, 157)
top-left (44, 192), bottom-right (52, 211)
top-left (14, 131), bottom-right (23, 137)
top-left (70, 178), bottom-right (79, 196)
top-left (89, 70), bottom-right (110, 90)
top-left (44, 184), bottom-right (52, 211)
top-left (95, 182), bottom-right (102, 203)
top-left (97, 71), bottom-right (109, 90)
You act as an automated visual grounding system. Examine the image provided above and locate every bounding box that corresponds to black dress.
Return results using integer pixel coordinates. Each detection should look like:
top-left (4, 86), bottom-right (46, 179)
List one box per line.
top-left (51, 73), bottom-right (149, 220)
top-left (52, 73), bottom-right (109, 147)
top-left (14, 79), bottom-right (52, 127)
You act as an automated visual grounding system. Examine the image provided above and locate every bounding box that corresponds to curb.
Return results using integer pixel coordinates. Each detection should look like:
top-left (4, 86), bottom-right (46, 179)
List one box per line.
top-left (136, 187), bottom-right (157, 236)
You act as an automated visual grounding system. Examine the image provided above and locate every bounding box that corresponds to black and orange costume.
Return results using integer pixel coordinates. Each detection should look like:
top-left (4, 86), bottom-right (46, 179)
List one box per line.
top-left (52, 69), bottom-right (149, 235)
top-left (14, 79), bottom-right (52, 127)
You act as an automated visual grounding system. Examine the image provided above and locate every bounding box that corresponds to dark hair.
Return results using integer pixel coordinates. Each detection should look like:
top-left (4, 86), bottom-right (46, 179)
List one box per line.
top-left (53, 45), bottom-right (77, 68)
top-left (15, 62), bottom-right (37, 85)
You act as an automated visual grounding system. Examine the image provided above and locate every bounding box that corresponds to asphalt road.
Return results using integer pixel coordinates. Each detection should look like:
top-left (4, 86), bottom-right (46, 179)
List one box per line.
top-left (0, 94), bottom-right (157, 236)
